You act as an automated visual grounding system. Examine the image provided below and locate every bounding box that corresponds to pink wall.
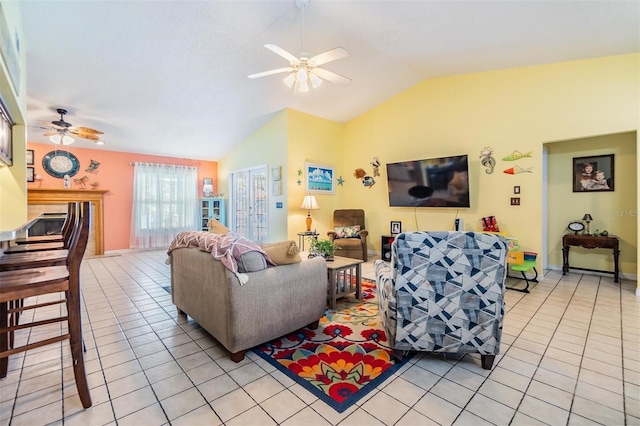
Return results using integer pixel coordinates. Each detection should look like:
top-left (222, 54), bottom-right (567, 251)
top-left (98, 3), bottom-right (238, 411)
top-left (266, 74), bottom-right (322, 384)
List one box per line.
top-left (27, 142), bottom-right (218, 252)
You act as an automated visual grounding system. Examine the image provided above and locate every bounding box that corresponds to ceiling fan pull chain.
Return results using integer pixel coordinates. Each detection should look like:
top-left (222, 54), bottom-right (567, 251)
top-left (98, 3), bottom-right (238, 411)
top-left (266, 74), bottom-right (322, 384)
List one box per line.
top-left (300, 0), bottom-right (305, 53)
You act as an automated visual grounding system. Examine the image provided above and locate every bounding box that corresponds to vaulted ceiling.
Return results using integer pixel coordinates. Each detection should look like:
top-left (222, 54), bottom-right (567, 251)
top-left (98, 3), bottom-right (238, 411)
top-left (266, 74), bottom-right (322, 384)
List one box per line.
top-left (20, 1), bottom-right (639, 161)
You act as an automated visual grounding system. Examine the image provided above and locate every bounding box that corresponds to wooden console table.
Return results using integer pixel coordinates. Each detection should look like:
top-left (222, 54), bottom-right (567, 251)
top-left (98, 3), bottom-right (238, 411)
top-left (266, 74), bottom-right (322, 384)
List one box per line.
top-left (562, 234), bottom-right (620, 283)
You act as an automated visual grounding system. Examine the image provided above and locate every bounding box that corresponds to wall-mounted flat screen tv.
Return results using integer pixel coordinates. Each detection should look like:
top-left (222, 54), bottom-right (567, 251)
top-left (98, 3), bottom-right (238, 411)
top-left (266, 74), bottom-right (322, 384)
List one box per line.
top-left (386, 154), bottom-right (470, 207)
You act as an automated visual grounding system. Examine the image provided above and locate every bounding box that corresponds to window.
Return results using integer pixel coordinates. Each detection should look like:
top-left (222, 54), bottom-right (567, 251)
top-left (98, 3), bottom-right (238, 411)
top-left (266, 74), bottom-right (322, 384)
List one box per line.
top-left (130, 163), bottom-right (198, 249)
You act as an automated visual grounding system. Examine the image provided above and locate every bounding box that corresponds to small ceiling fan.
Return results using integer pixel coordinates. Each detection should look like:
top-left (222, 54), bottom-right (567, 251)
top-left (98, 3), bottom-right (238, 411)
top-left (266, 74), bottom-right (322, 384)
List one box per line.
top-left (39, 108), bottom-right (104, 145)
top-left (249, 0), bottom-right (351, 92)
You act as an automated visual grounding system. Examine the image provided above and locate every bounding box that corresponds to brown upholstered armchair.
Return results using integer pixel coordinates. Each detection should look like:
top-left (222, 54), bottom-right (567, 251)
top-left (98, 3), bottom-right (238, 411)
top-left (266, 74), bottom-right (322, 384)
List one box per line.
top-left (327, 209), bottom-right (368, 261)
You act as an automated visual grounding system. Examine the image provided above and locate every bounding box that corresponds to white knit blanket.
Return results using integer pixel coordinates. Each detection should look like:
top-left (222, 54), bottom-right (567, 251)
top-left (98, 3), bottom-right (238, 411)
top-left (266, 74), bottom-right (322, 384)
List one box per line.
top-left (167, 231), bottom-right (274, 284)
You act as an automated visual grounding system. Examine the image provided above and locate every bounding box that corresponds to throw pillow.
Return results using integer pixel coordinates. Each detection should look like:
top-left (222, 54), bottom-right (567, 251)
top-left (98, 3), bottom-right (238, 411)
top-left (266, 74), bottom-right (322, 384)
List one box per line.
top-left (237, 251), bottom-right (268, 273)
top-left (260, 240), bottom-right (302, 265)
top-left (207, 218), bottom-right (230, 234)
top-left (333, 225), bottom-right (361, 239)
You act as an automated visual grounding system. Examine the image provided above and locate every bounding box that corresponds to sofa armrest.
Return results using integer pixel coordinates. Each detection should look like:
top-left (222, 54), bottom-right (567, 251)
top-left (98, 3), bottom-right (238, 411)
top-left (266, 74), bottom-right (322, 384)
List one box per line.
top-left (358, 229), bottom-right (369, 239)
top-left (327, 231), bottom-right (336, 241)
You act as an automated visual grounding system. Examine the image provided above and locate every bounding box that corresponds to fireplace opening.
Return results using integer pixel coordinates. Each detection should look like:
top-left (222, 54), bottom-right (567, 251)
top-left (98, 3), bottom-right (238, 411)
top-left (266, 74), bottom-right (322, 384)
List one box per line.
top-left (29, 213), bottom-right (66, 236)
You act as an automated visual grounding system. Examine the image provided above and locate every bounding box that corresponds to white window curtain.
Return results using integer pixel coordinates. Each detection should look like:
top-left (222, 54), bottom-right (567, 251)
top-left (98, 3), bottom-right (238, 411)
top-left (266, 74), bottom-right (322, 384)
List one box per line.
top-left (130, 162), bottom-right (198, 249)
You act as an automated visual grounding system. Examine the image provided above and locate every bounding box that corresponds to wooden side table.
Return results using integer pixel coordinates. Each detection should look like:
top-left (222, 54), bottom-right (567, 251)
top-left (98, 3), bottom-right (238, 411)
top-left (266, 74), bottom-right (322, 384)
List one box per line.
top-left (562, 234), bottom-right (620, 283)
top-left (326, 255), bottom-right (363, 309)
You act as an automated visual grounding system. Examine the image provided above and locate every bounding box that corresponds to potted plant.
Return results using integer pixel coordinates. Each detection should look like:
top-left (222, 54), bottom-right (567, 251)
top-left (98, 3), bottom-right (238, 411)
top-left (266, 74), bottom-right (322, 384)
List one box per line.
top-left (308, 238), bottom-right (339, 261)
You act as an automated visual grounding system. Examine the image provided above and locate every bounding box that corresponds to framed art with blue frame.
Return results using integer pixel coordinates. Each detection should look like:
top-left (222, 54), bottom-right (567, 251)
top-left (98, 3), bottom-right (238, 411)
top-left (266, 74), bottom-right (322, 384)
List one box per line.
top-left (305, 162), bottom-right (334, 194)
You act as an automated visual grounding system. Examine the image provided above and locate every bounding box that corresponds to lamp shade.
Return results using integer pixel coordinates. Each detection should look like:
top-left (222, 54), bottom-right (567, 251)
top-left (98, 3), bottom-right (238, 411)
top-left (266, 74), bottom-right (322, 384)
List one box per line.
top-left (583, 214), bottom-right (593, 221)
top-left (300, 195), bottom-right (319, 210)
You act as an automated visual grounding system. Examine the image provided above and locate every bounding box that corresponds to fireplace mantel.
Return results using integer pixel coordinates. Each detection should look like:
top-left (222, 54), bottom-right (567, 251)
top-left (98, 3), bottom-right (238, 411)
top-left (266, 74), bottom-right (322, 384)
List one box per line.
top-left (27, 188), bottom-right (109, 255)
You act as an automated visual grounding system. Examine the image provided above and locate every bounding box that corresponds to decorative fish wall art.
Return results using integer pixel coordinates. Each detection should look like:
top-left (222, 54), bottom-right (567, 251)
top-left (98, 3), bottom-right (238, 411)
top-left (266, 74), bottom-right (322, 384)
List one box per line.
top-left (503, 166), bottom-right (533, 175)
top-left (502, 150), bottom-right (533, 161)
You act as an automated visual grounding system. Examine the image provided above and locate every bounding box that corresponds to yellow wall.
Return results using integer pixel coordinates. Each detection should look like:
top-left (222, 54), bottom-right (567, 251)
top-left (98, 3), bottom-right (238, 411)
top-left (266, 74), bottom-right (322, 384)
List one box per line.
top-left (341, 54), bottom-right (639, 276)
top-left (218, 109), bottom-right (344, 242)
top-left (547, 132), bottom-right (637, 273)
top-left (0, 1), bottom-right (28, 229)
top-left (218, 111), bottom-right (289, 241)
top-left (286, 109), bottom-right (344, 239)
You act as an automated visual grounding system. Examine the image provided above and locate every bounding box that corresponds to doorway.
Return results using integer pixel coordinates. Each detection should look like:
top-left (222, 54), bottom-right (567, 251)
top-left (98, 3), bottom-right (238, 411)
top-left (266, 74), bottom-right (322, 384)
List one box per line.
top-left (229, 165), bottom-right (268, 242)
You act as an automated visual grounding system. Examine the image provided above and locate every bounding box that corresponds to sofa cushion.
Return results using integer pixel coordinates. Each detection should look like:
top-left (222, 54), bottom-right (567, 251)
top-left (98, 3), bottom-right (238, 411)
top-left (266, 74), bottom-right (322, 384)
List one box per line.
top-left (261, 240), bottom-right (302, 265)
top-left (237, 251), bottom-right (268, 273)
top-left (207, 218), bottom-right (230, 234)
top-left (333, 225), bottom-right (361, 239)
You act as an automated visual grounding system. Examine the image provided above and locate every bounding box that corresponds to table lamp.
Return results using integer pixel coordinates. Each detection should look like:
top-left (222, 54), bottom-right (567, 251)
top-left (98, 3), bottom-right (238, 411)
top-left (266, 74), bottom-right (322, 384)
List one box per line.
top-left (300, 195), bottom-right (319, 232)
top-left (583, 213), bottom-right (593, 234)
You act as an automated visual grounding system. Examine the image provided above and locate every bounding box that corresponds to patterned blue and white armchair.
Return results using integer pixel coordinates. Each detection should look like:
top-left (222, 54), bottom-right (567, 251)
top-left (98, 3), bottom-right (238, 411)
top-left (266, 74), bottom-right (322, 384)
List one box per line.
top-left (375, 231), bottom-right (508, 370)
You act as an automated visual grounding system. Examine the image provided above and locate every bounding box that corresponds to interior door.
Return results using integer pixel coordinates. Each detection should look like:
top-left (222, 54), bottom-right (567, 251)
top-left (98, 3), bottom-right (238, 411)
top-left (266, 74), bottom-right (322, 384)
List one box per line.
top-left (230, 166), bottom-right (268, 242)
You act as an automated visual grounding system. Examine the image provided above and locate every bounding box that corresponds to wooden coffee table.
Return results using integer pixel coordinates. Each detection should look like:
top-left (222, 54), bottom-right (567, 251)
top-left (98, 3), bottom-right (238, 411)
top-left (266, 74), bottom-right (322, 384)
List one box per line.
top-left (326, 255), bottom-right (363, 309)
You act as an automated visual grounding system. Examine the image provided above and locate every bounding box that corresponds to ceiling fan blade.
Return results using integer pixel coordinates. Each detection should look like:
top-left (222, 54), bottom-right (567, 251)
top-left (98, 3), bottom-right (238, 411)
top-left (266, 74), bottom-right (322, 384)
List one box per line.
top-left (71, 126), bottom-right (104, 135)
top-left (69, 130), bottom-right (100, 141)
top-left (249, 67), bottom-right (295, 79)
top-left (312, 68), bottom-right (352, 85)
top-left (309, 47), bottom-right (348, 67)
top-left (43, 130), bottom-right (59, 137)
top-left (264, 44), bottom-right (300, 65)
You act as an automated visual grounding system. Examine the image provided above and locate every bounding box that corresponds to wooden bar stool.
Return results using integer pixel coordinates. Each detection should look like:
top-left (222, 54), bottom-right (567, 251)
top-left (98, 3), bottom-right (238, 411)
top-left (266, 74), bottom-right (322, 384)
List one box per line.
top-left (14, 202), bottom-right (75, 245)
top-left (4, 203), bottom-right (78, 254)
top-left (0, 201), bottom-right (92, 408)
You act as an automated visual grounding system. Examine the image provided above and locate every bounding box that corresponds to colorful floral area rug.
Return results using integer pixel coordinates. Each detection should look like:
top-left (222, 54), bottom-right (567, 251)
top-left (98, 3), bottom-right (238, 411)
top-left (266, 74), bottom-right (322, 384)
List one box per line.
top-left (252, 279), bottom-right (410, 413)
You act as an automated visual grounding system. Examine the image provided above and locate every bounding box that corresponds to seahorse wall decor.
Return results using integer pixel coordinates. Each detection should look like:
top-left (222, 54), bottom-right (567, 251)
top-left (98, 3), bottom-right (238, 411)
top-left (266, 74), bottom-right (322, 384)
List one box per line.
top-left (479, 146), bottom-right (496, 174)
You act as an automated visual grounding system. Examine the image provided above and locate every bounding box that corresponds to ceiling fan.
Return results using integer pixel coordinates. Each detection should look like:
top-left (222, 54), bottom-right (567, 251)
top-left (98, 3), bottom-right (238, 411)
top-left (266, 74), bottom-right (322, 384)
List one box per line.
top-left (39, 108), bottom-right (104, 145)
top-left (248, 0), bottom-right (351, 92)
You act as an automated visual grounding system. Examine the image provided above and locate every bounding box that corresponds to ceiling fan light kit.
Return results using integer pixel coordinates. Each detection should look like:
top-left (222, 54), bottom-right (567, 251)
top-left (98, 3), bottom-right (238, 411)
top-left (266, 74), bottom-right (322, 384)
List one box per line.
top-left (49, 132), bottom-right (75, 146)
top-left (249, 0), bottom-right (351, 93)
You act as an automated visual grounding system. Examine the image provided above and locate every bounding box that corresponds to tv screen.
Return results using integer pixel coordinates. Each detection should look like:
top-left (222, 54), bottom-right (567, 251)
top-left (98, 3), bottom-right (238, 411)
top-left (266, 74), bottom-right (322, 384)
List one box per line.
top-left (386, 154), bottom-right (470, 207)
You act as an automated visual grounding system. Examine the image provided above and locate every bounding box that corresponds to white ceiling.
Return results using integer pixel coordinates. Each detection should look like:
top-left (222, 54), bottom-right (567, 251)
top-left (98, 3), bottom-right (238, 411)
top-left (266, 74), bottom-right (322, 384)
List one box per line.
top-left (20, 0), bottom-right (639, 161)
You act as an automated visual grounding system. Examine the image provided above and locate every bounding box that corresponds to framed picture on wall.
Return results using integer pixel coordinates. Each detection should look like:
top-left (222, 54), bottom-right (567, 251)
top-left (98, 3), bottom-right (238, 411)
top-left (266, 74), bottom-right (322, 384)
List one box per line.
top-left (573, 154), bottom-right (614, 192)
top-left (390, 221), bottom-right (401, 235)
top-left (26, 167), bottom-right (34, 182)
top-left (26, 149), bottom-right (34, 165)
top-left (305, 162), bottom-right (334, 194)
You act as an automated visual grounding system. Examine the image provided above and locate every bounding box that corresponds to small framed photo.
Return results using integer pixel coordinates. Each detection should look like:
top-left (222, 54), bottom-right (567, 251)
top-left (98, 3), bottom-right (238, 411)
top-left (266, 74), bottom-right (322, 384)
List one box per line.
top-left (573, 154), bottom-right (614, 192)
top-left (272, 181), bottom-right (281, 196)
top-left (390, 221), bottom-right (401, 235)
top-left (26, 149), bottom-right (34, 165)
top-left (26, 166), bottom-right (34, 182)
top-left (271, 166), bottom-right (281, 181)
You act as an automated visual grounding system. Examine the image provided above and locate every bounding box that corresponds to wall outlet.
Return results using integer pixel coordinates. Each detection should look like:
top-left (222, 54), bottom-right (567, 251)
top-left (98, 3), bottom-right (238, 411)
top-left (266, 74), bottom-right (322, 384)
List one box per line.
top-left (510, 197), bottom-right (520, 206)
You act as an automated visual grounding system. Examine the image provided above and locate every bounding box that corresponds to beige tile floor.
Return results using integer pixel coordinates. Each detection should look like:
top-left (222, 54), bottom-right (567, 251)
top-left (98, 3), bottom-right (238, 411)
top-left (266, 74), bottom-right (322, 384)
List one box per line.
top-left (1, 250), bottom-right (639, 425)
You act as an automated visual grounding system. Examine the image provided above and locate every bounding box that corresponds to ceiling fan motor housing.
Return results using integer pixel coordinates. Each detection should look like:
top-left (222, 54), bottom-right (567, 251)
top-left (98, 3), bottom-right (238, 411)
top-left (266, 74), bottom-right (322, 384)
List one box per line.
top-left (52, 108), bottom-right (72, 128)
